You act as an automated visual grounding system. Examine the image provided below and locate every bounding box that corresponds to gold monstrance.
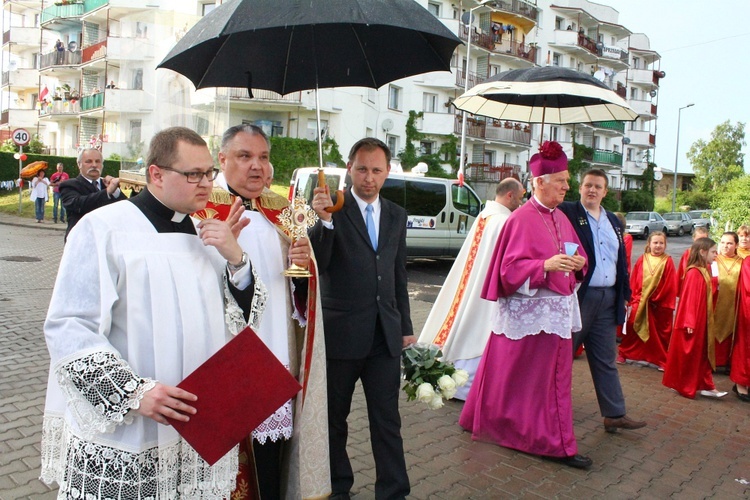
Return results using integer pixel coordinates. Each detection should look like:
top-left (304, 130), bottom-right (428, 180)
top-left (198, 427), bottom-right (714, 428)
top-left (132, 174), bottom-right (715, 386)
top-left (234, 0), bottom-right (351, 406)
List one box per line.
top-left (279, 193), bottom-right (319, 278)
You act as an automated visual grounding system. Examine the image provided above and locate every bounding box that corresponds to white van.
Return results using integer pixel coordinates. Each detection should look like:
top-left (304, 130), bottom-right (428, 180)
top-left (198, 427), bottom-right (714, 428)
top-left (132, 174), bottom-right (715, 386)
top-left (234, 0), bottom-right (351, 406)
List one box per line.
top-left (289, 167), bottom-right (483, 258)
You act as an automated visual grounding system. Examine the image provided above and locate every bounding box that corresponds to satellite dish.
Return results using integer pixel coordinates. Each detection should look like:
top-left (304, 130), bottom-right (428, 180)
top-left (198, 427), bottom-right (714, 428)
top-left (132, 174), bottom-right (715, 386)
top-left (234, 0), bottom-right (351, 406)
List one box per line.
top-left (593, 70), bottom-right (605, 82)
top-left (412, 162), bottom-right (428, 175)
top-left (622, 137), bottom-right (631, 145)
top-left (654, 170), bottom-right (663, 181)
top-left (381, 118), bottom-right (394, 132)
top-left (649, 89), bottom-right (657, 98)
top-left (461, 11), bottom-right (474, 25)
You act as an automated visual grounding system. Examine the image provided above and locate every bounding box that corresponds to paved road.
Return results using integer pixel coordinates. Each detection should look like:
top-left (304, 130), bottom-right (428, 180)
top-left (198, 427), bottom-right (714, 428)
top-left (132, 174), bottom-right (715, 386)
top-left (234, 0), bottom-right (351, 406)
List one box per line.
top-left (1, 214), bottom-right (749, 499)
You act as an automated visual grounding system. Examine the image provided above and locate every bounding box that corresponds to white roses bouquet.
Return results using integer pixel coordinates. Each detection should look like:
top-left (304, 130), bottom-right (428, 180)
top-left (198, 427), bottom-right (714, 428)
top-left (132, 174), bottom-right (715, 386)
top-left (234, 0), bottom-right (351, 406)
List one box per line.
top-left (402, 343), bottom-right (469, 409)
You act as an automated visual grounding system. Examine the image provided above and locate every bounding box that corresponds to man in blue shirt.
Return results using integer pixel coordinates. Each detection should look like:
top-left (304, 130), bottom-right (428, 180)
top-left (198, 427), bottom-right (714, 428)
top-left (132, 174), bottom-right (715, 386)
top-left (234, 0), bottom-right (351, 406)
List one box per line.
top-left (560, 169), bottom-right (646, 433)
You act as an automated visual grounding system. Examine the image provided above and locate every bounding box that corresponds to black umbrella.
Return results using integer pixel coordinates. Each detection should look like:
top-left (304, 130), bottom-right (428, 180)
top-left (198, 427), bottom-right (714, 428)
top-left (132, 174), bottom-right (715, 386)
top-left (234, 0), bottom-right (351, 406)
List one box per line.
top-left (158, 0), bottom-right (461, 173)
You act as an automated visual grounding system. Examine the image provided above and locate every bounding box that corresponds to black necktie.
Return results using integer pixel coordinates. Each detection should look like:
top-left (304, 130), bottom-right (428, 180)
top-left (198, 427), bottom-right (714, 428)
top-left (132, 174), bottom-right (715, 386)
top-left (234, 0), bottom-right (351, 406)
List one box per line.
top-left (93, 180), bottom-right (100, 190)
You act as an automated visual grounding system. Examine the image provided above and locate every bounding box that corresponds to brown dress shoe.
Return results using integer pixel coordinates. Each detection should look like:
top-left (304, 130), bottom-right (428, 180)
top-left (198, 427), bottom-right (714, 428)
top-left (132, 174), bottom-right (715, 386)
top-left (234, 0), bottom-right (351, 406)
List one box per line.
top-left (603, 415), bottom-right (647, 433)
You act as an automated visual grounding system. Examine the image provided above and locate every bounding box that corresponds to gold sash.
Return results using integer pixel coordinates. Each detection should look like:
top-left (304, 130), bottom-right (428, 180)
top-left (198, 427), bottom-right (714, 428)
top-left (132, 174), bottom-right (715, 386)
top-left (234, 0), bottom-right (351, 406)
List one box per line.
top-left (737, 247), bottom-right (750, 259)
top-left (715, 254), bottom-right (742, 343)
top-left (633, 253), bottom-right (668, 342)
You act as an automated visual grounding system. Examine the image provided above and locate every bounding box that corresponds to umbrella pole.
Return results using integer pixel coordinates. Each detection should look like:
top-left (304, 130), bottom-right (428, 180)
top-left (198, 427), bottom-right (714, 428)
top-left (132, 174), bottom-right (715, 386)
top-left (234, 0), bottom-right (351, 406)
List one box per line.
top-left (315, 86), bottom-right (324, 170)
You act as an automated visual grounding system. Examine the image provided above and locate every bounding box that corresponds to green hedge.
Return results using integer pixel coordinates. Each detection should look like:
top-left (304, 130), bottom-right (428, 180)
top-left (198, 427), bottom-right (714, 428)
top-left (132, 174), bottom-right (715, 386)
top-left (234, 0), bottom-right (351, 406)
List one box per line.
top-left (0, 151), bottom-right (120, 181)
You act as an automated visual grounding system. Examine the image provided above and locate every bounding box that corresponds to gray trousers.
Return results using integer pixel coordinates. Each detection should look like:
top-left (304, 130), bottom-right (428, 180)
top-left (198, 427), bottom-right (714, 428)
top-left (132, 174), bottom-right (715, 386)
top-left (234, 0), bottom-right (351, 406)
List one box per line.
top-left (573, 286), bottom-right (627, 418)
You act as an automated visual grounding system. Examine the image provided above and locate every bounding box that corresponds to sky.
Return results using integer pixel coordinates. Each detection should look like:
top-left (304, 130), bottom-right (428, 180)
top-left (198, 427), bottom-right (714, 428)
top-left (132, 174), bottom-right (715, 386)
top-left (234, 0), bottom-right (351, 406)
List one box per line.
top-left (604, 0), bottom-right (750, 174)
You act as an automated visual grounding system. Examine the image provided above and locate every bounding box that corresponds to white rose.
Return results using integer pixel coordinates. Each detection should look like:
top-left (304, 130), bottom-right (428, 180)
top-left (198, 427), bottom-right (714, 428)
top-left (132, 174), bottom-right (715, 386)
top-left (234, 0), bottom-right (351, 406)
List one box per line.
top-left (452, 369), bottom-right (470, 387)
top-left (441, 386), bottom-right (457, 400)
top-left (415, 382), bottom-right (435, 403)
top-left (427, 393), bottom-right (444, 410)
top-left (437, 374), bottom-right (457, 393)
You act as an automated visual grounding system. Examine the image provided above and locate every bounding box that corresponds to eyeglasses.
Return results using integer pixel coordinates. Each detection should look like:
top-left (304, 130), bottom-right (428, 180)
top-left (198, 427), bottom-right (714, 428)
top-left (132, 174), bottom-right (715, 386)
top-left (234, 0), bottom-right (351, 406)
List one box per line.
top-left (159, 166), bottom-right (219, 183)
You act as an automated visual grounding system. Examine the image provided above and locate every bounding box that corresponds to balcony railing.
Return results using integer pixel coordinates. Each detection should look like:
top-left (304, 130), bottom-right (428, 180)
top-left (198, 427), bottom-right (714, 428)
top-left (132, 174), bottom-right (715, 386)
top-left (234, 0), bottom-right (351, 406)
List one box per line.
top-left (649, 134), bottom-right (656, 146)
top-left (577, 32), bottom-right (599, 56)
top-left (455, 68), bottom-right (484, 90)
top-left (41, 2), bottom-right (85, 24)
top-left (493, 0), bottom-right (539, 22)
top-left (40, 99), bottom-right (81, 116)
top-left (454, 115), bottom-right (532, 145)
top-left (592, 121), bottom-right (625, 133)
top-left (465, 163), bottom-right (522, 183)
top-left (459, 24), bottom-right (495, 51)
top-left (84, 0), bottom-right (108, 12)
top-left (490, 38), bottom-right (538, 64)
top-left (82, 38), bottom-right (107, 63)
top-left (616, 82), bottom-right (626, 99)
top-left (80, 92), bottom-right (104, 111)
top-left (40, 49), bottom-right (82, 68)
top-left (592, 149), bottom-right (623, 166)
top-left (216, 87), bottom-right (302, 102)
top-left (1, 110), bottom-right (7, 125)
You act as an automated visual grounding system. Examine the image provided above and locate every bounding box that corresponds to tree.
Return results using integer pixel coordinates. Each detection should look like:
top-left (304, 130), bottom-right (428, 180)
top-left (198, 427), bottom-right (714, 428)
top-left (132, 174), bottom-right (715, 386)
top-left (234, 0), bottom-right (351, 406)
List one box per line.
top-left (714, 174), bottom-right (750, 232)
top-left (687, 120), bottom-right (746, 192)
top-left (399, 110), bottom-right (425, 170)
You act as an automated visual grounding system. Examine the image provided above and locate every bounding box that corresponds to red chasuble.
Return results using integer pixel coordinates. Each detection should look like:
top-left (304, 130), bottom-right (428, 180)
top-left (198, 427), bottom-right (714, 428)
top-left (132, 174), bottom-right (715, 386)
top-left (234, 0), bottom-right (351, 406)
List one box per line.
top-left (731, 258), bottom-right (750, 387)
top-left (663, 266), bottom-right (717, 398)
top-left (620, 254), bottom-right (677, 369)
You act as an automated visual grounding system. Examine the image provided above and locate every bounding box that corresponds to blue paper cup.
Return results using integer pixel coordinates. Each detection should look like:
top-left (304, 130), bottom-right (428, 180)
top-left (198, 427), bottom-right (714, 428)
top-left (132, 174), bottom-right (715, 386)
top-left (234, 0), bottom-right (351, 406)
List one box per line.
top-left (564, 242), bottom-right (579, 256)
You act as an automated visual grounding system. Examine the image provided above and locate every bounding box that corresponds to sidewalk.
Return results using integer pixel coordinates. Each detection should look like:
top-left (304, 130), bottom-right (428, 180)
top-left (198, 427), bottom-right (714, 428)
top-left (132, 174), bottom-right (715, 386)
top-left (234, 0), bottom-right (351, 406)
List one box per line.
top-left (1, 218), bottom-right (749, 499)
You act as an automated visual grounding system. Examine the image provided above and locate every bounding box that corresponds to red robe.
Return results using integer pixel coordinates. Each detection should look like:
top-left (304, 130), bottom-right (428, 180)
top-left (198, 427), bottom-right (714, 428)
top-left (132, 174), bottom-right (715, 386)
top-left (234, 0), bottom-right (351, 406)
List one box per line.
top-left (616, 233), bottom-right (634, 340)
top-left (620, 254), bottom-right (677, 368)
top-left (662, 266), bottom-right (717, 398)
top-left (731, 258), bottom-right (750, 387)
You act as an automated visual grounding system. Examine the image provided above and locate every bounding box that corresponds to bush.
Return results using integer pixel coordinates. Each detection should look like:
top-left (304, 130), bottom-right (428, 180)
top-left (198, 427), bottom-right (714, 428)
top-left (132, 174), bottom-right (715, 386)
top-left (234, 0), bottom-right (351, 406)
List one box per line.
top-left (621, 190), bottom-right (654, 212)
top-left (0, 151), bottom-right (120, 181)
top-left (653, 197), bottom-right (673, 214)
top-left (714, 174), bottom-right (750, 231)
top-left (268, 136), bottom-right (345, 185)
top-left (676, 189), bottom-right (713, 210)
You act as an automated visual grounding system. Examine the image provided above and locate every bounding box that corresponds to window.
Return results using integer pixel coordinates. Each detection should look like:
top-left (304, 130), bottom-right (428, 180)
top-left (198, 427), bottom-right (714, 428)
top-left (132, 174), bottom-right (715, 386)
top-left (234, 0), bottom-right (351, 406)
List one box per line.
top-left (423, 93), bottom-right (438, 113)
top-left (555, 17), bottom-right (564, 30)
top-left (632, 56), bottom-right (641, 69)
top-left (552, 52), bottom-right (561, 67)
top-left (367, 88), bottom-right (377, 103)
top-left (630, 87), bottom-right (638, 100)
top-left (420, 140), bottom-right (434, 155)
top-left (626, 148), bottom-right (633, 161)
top-left (131, 68), bottom-right (143, 90)
top-left (427, 2), bottom-right (440, 17)
top-left (613, 144), bottom-right (619, 153)
top-left (129, 119), bottom-right (142, 144)
top-left (490, 64), bottom-right (501, 76)
top-left (386, 134), bottom-right (399, 156)
top-left (550, 126), bottom-right (559, 141)
top-left (306, 119), bottom-right (328, 141)
top-left (405, 181), bottom-right (446, 216)
top-left (388, 85), bottom-right (401, 110)
top-left (201, 2), bottom-right (216, 16)
top-left (452, 185), bottom-right (481, 217)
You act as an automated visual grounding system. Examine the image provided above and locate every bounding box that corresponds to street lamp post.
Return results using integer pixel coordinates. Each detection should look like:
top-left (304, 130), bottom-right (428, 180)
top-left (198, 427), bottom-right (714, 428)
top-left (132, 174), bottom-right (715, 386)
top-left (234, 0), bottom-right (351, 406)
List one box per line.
top-left (458, 0), bottom-right (493, 186)
top-left (671, 103), bottom-right (694, 212)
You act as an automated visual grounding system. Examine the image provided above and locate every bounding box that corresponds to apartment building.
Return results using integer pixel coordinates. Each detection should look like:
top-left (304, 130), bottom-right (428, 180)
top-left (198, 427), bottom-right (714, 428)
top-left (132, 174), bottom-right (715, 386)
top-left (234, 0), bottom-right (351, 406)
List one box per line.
top-left (1, 0), bottom-right (661, 192)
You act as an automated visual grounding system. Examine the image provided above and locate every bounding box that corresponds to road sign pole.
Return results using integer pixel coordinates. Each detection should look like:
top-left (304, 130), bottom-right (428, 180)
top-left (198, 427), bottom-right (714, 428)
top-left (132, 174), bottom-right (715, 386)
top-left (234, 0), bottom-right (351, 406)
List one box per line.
top-left (18, 145), bottom-right (23, 214)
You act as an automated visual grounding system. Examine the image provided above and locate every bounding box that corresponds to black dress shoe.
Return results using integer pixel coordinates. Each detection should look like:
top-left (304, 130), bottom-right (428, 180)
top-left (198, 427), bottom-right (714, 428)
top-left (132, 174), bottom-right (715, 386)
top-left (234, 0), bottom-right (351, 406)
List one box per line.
top-left (603, 415), bottom-right (647, 433)
top-left (329, 493), bottom-right (351, 500)
top-left (551, 454), bottom-right (593, 469)
top-left (732, 385), bottom-right (750, 402)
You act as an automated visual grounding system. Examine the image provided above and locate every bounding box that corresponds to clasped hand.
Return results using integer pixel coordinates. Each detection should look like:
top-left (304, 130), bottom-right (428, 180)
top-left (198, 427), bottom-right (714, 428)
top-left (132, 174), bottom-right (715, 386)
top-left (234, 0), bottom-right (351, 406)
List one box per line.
top-left (544, 253), bottom-right (585, 273)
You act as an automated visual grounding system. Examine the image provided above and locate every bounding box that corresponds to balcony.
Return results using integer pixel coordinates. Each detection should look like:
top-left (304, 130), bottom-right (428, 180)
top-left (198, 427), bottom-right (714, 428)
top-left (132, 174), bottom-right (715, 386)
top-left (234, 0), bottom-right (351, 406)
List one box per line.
top-left (102, 88), bottom-right (152, 113)
top-left (592, 121), bottom-right (625, 133)
top-left (412, 69), bottom-right (458, 89)
top-left (40, 99), bottom-right (81, 116)
top-left (454, 115), bottom-right (532, 147)
top-left (41, 2), bottom-right (84, 24)
top-left (216, 87), bottom-right (302, 103)
top-left (465, 163), bottom-right (522, 183)
top-left (82, 38), bottom-right (106, 63)
top-left (628, 68), bottom-right (658, 88)
top-left (0, 108), bottom-right (38, 127)
top-left (592, 149), bottom-right (623, 167)
top-left (490, 39), bottom-right (538, 65)
top-left (629, 99), bottom-right (655, 118)
top-left (1, 68), bottom-right (39, 88)
top-left (3, 26), bottom-right (40, 46)
top-left (549, 29), bottom-right (598, 61)
top-left (599, 45), bottom-right (629, 70)
top-left (40, 49), bottom-right (82, 69)
top-left (419, 112), bottom-right (455, 136)
top-left (459, 24), bottom-right (495, 52)
top-left (455, 68), bottom-right (485, 90)
top-left (80, 91), bottom-right (103, 111)
top-left (493, 0), bottom-right (540, 22)
top-left (627, 129), bottom-right (655, 148)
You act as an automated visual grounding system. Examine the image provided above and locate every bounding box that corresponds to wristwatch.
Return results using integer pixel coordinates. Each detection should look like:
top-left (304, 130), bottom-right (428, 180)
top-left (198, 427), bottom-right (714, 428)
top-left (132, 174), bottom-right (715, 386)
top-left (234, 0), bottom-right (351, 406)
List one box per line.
top-left (227, 252), bottom-right (248, 273)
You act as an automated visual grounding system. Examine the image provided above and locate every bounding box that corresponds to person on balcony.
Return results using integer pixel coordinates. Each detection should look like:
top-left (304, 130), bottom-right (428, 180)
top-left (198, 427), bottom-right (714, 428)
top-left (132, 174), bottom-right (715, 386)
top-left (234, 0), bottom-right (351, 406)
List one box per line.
top-left (54, 39), bottom-right (65, 65)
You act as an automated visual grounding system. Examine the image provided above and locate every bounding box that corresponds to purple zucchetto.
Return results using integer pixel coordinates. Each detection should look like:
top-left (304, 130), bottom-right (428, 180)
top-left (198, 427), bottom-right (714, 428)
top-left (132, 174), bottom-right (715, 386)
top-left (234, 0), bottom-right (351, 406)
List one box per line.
top-left (529, 141), bottom-right (568, 177)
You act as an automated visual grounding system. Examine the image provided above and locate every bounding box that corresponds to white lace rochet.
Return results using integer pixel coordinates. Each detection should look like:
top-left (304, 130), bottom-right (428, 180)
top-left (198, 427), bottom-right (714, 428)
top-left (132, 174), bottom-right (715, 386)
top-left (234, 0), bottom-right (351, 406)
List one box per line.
top-left (491, 288), bottom-right (582, 340)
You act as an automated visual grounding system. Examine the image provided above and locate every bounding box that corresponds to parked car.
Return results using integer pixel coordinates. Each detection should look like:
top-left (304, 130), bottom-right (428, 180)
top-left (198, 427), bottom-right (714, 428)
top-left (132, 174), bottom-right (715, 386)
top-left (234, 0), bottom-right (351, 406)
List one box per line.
top-left (625, 211), bottom-right (668, 239)
top-left (662, 212), bottom-right (694, 236)
top-left (688, 210), bottom-right (714, 229)
top-left (289, 166), bottom-right (483, 258)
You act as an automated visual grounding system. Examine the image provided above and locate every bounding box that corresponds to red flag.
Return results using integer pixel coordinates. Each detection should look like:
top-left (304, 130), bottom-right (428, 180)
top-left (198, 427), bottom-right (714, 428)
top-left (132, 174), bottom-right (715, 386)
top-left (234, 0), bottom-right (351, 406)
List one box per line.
top-left (38, 85), bottom-right (49, 102)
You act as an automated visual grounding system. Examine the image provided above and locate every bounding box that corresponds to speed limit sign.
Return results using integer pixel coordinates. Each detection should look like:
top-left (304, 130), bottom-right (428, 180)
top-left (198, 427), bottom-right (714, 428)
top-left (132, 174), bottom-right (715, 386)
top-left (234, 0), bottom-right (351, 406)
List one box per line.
top-left (12, 128), bottom-right (30, 146)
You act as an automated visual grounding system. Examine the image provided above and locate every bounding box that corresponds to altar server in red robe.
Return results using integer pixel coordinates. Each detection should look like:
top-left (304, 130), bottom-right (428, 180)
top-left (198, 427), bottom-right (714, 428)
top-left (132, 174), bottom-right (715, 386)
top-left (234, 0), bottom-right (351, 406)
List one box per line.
top-left (619, 232), bottom-right (677, 370)
top-left (714, 232), bottom-right (743, 370)
top-left (663, 238), bottom-right (727, 399)
top-left (730, 256), bottom-right (750, 401)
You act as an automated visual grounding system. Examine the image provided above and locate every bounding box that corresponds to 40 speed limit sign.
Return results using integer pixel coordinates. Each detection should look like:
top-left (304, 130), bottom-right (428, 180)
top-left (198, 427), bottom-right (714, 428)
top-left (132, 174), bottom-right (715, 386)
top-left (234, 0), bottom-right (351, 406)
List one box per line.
top-left (12, 128), bottom-right (31, 146)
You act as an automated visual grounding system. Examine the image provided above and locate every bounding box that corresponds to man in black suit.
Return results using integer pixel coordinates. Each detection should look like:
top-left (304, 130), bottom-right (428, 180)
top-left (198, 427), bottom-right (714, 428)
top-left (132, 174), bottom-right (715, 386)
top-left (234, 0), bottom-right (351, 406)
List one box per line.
top-left (60, 148), bottom-right (127, 240)
top-left (310, 138), bottom-right (414, 500)
top-left (559, 169), bottom-right (646, 433)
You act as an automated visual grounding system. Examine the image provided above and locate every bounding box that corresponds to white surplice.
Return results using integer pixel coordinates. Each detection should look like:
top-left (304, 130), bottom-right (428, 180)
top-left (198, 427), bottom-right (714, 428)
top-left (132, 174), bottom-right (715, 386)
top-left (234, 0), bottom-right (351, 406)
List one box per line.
top-left (417, 200), bottom-right (512, 399)
top-left (41, 201), bottom-right (265, 499)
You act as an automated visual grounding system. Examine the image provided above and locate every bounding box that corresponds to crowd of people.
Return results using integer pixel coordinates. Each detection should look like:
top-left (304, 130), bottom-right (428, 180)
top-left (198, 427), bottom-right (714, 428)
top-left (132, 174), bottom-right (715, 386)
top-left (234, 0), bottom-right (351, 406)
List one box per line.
top-left (34, 130), bottom-right (750, 498)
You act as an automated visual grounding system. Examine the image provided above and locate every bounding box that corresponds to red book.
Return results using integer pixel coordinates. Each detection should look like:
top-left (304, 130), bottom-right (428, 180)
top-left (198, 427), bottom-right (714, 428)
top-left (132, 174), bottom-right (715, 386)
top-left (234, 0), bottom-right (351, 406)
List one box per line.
top-left (167, 326), bottom-right (301, 465)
